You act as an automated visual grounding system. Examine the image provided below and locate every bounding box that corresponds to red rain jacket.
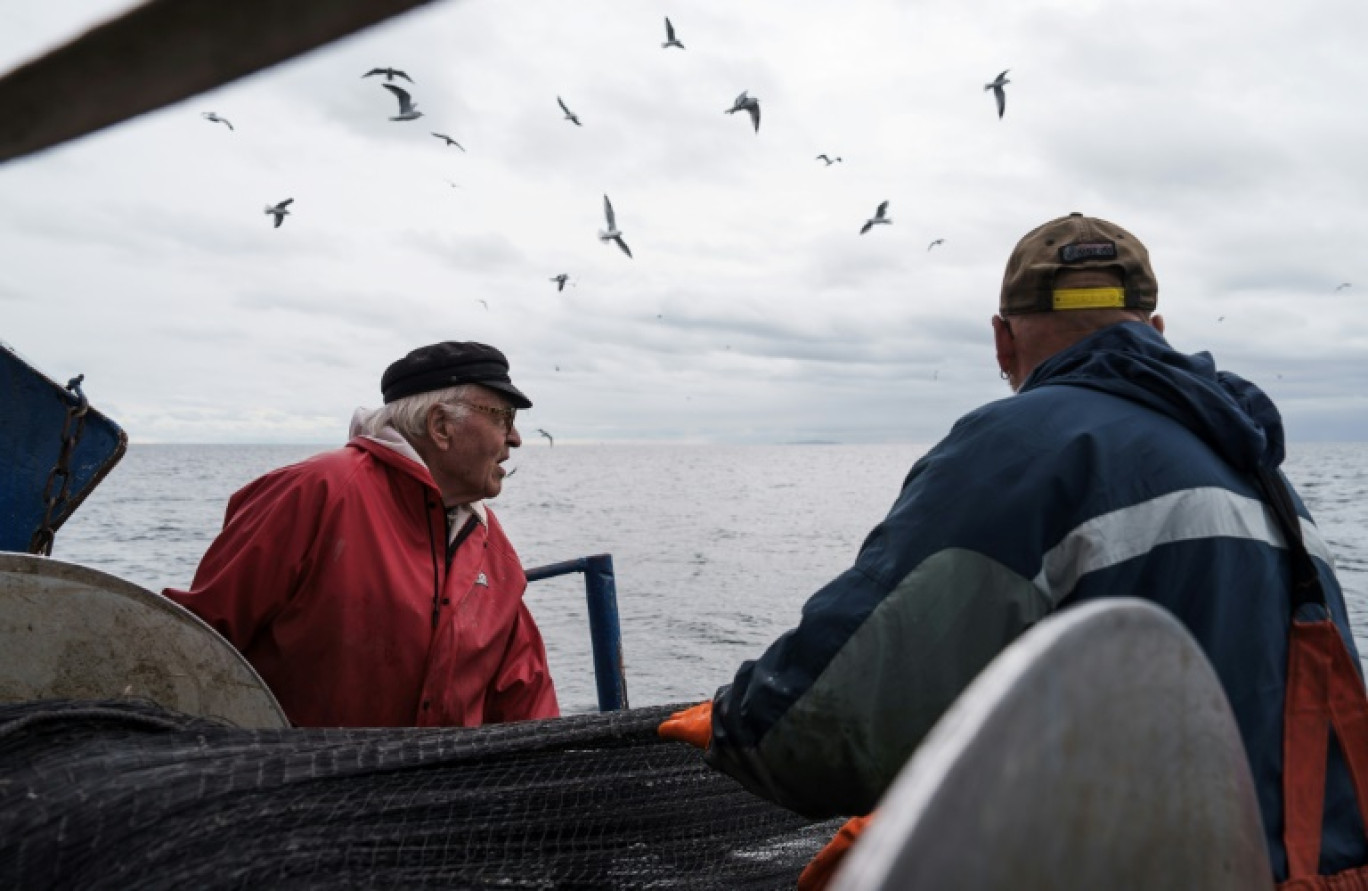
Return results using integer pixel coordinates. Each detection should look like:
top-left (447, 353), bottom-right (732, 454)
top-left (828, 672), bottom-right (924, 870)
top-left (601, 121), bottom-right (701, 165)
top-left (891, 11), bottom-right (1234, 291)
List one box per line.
top-left (163, 438), bottom-right (558, 727)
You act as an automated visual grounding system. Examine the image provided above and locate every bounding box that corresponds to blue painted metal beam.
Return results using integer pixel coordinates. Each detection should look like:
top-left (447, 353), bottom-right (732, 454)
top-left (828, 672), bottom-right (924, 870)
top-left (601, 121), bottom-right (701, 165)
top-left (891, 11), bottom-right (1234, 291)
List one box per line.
top-left (526, 554), bottom-right (628, 712)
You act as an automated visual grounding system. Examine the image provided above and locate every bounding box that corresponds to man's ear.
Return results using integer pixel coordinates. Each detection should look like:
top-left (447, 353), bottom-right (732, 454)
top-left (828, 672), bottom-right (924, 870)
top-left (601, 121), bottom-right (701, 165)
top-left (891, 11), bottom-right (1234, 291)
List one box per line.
top-left (426, 404), bottom-right (451, 448)
top-left (1150, 313), bottom-right (1165, 335)
top-left (992, 315), bottom-right (1016, 377)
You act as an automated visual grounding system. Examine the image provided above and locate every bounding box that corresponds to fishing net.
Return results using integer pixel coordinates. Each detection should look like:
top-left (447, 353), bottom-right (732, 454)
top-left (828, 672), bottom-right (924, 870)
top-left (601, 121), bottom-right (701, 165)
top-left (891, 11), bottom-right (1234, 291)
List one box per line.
top-left (0, 699), bottom-right (841, 889)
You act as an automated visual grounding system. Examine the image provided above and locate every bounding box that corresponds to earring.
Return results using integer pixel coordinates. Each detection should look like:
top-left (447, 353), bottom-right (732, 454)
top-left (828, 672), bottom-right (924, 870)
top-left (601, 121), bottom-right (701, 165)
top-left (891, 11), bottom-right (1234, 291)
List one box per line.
top-left (999, 370), bottom-right (1010, 381)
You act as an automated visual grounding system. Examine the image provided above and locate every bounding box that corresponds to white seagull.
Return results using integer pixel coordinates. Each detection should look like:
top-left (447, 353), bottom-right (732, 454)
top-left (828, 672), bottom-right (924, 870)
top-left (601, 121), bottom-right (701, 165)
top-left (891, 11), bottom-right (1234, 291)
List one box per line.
top-left (927, 238), bottom-right (945, 251)
top-left (264, 198), bottom-right (293, 228)
top-left (537, 428), bottom-right (554, 447)
top-left (431, 132), bottom-right (465, 150)
top-left (985, 69), bottom-right (1010, 119)
top-left (726, 91), bottom-right (761, 133)
top-left (382, 83), bottom-right (423, 121)
top-left (662, 17), bottom-right (685, 49)
top-left (550, 274), bottom-right (570, 292)
top-left (599, 195), bottom-right (633, 258)
top-left (201, 111), bottom-right (233, 131)
top-left (557, 96), bottom-right (582, 126)
top-left (816, 154), bottom-right (842, 166)
top-left (860, 201), bottom-right (891, 235)
top-left (363, 67), bottom-right (412, 83)
top-left (1335, 282), bottom-right (1352, 292)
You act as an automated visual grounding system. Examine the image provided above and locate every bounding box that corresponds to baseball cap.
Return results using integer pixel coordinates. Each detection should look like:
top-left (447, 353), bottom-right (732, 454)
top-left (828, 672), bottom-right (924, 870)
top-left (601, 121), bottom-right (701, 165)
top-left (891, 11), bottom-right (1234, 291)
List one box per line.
top-left (999, 213), bottom-right (1158, 315)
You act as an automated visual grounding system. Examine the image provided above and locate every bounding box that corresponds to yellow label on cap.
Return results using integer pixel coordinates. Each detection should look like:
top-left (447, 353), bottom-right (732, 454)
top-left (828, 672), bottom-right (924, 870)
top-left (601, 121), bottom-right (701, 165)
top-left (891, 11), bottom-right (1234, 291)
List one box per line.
top-left (1052, 287), bottom-right (1126, 310)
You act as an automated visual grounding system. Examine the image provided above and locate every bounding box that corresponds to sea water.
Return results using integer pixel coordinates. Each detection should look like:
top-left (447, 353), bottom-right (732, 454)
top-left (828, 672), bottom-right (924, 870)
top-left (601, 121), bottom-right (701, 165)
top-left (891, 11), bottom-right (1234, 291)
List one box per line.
top-left (52, 442), bottom-right (1368, 715)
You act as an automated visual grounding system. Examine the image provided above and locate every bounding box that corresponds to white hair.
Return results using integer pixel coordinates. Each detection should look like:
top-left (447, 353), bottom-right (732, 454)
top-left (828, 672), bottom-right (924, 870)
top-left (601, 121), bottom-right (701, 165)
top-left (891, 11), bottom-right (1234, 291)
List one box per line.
top-left (357, 384), bottom-right (475, 442)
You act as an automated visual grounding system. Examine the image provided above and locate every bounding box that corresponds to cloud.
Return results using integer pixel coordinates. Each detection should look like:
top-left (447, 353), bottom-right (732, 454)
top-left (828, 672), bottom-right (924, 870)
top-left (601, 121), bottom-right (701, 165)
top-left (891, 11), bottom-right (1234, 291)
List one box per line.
top-left (1, 0), bottom-right (1365, 446)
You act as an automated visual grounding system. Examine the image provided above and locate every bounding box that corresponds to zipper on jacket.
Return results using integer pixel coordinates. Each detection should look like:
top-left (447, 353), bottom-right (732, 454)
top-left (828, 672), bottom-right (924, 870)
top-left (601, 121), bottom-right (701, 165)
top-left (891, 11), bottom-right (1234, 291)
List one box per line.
top-left (426, 504), bottom-right (479, 630)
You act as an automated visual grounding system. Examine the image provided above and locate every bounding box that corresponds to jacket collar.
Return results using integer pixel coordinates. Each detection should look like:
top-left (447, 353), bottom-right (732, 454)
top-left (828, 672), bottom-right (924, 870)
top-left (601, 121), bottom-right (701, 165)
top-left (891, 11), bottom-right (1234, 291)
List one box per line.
top-left (346, 409), bottom-right (488, 525)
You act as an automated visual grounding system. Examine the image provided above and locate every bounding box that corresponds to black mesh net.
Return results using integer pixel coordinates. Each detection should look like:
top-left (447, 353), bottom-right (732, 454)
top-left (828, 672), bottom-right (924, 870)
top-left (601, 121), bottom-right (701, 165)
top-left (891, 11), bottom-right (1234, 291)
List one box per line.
top-left (0, 699), bottom-right (841, 889)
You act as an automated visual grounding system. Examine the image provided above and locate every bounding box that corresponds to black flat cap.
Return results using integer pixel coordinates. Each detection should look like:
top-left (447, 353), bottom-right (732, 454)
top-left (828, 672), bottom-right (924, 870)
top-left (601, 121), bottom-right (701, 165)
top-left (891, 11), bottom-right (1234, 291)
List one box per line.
top-left (381, 341), bottom-right (532, 408)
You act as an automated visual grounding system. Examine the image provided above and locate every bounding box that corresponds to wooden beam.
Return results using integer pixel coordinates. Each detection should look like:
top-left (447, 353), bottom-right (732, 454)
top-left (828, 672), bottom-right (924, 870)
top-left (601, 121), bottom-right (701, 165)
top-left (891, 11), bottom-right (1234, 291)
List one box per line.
top-left (0, 0), bottom-right (446, 164)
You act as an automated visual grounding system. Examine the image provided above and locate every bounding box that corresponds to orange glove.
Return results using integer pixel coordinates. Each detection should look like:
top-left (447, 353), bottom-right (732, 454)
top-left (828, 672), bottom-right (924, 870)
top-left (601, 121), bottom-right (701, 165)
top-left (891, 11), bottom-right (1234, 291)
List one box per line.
top-left (798, 812), bottom-right (876, 891)
top-left (657, 700), bottom-right (713, 749)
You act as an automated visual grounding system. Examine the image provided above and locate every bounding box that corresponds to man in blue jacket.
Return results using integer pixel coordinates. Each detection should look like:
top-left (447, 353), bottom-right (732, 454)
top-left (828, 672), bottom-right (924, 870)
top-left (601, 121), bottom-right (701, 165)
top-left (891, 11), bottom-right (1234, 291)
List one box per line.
top-left (662, 213), bottom-right (1365, 882)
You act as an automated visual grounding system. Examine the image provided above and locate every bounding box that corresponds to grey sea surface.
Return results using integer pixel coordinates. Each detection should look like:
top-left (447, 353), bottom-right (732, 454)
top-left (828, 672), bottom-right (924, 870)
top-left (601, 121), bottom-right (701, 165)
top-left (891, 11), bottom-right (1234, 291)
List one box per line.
top-left (53, 442), bottom-right (1368, 715)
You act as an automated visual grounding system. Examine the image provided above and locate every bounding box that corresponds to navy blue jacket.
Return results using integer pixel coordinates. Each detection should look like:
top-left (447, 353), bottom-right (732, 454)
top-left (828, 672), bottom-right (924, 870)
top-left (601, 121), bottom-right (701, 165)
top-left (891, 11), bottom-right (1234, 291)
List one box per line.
top-left (707, 322), bottom-right (1365, 879)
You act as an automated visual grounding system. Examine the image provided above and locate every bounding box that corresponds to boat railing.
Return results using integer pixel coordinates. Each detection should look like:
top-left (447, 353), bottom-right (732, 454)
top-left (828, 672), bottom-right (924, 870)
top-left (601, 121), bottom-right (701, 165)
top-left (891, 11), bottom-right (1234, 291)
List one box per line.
top-left (525, 554), bottom-right (628, 712)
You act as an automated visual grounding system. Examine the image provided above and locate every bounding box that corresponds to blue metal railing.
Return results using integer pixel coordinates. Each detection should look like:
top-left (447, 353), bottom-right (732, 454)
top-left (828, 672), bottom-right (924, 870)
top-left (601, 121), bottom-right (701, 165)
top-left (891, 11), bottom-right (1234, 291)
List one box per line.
top-left (525, 553), bottom-right (628, 712)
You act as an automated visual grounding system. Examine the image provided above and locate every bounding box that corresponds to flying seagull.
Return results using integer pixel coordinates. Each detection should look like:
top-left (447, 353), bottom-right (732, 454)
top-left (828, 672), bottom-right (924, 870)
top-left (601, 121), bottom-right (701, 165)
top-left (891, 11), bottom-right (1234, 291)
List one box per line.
top-left (816, 154), bottom-right (842, 166)
top-left (662, 17), bottom-right (685, 49)
top-left (476, 299), bottom-right (489, 310)
top-left (264, 198), bottom-right (293, 228)
top-left (927, 238), bottom-right (945, 251)
top-left (599, 194), bottom-right (633, 258)
top-left (860, 200), bottom-right (891, 235)
top-left (363, 67), bottom-right (412, 82)
top-left (382, 83), bottom-right (423, 121)
top-left (537, 428), bottom-right (554, 447)
top-left (1335, 282), bottom-right (1352, 292)
top-left (550, 273), bottom-right (570, 292)
top-left (201, 111), bottom-right (233, 131)
top-left (726, 91), bottom-right (761, 133)
top-left (431, 133), bottom-right (465, 150)
top-left (557, 96), bottom-right (582, 126)
top-left (985, 69), bottom-right (1010, 119)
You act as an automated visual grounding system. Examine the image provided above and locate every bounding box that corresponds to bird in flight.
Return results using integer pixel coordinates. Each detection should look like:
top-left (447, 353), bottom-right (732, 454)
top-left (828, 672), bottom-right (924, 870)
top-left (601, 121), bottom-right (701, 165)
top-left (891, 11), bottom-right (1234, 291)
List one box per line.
top-left (537, 428), bottom-right (555, 447)
top-left (726, 91), bottom-right (761, 133)
top-left (550, 274), bottom-right (570, 292)
top-left (381, 84), bottom-right (422, 121)
top-left (201, 111), bottom-right (233, 131)
top-left (985, 69), bottom-right (1010, 119)
top-left (264, 198), bottom-right (293, 228)
top-left (431, 133), bottom-right (465, 150)
top-left (860, 201), bottom-right (892, 234)
top-left (363, 67), bottom-right (412, 83)
top-left (662, 17), bottom-right (685, 49)
top-left (1335, 282), bottom-right (1352, 292)
top-left (927, 238), bottom-right (945, 251)
top-left (599, 195), bottom-right (633, 258)
top-left (816, 154), bottom-right (842, 166)
top-left (476, 299), bottom-right (489, 310)
top-left (557, 96), bottom-right (582, 126)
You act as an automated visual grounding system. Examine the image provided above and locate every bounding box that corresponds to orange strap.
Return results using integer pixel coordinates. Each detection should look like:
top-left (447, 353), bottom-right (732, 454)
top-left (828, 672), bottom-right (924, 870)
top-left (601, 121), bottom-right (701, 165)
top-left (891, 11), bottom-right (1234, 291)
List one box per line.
top-left (799, 813), bottom-right (875, 891)
top-left (1279, 619), bottom-right (1368, 889)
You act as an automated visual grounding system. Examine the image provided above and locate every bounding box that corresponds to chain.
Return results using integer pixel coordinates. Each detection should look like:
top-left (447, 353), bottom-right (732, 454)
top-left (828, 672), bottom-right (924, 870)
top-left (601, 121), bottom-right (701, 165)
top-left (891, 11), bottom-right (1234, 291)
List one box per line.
top-left (28, 374), bottom-right (90, 556)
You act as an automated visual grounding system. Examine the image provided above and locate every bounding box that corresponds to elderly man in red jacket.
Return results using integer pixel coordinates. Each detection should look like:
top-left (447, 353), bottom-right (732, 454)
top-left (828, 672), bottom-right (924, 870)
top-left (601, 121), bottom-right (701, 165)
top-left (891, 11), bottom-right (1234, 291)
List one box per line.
top-left (165, 341), bottom-right (559, 727)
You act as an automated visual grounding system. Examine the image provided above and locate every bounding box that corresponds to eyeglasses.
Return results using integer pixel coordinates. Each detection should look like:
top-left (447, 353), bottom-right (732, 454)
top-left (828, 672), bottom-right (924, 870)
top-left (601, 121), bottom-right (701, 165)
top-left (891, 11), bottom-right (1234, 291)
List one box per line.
top-left (454, 400), bottom-right (518, 433)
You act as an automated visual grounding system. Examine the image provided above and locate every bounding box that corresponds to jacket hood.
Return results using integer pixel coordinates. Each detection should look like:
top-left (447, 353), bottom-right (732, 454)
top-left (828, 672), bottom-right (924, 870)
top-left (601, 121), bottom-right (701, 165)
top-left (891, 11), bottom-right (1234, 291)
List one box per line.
top-left (1024, 322), bottom-right (1284, 473)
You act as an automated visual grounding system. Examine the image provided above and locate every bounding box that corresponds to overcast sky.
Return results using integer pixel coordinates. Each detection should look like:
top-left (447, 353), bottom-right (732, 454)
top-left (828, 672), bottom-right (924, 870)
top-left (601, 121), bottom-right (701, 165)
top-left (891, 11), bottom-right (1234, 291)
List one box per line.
top-left (2, 0), bottom-right (1366, 445)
